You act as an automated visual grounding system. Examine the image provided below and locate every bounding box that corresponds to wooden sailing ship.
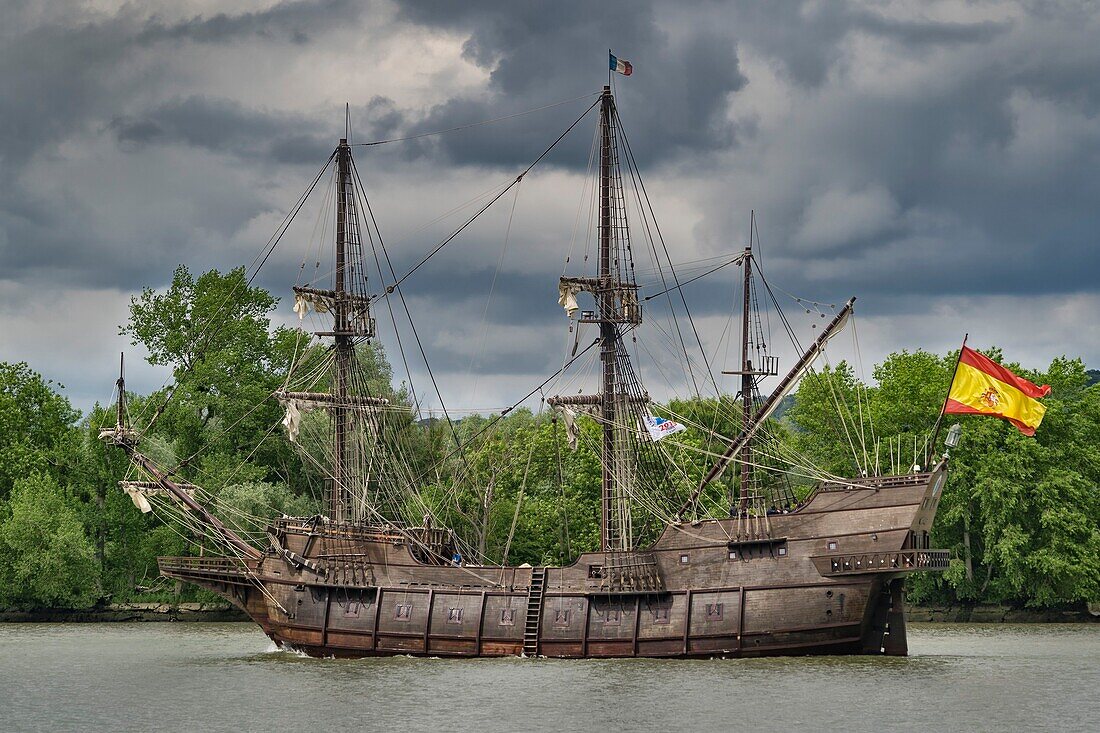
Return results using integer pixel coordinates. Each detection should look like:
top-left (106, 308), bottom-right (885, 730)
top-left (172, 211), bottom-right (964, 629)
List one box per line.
top-left (101, 85), bottom-right (951, 658)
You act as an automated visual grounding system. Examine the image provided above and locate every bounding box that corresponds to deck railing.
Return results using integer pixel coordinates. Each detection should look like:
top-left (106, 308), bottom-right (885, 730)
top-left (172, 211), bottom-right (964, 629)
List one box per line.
top-left (811, 549), bottom-right (950, 577)
top-left (589, 551), bottom-right (665, 593)
top-left (158, 555), bottom-right (251, 582)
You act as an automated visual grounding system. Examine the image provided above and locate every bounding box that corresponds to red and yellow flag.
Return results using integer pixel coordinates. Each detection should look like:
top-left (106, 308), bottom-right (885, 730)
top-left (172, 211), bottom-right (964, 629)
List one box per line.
top-left (944, 346), bottom-right (1050, 435)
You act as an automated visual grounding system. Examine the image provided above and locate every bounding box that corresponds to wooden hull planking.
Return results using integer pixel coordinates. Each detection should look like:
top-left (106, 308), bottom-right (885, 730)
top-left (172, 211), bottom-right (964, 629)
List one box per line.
top-left (160, 466), bottom-right (949, 659)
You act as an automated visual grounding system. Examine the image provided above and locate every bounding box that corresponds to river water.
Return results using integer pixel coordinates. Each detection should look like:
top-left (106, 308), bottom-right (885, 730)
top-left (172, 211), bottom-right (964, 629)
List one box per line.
top-left (1, 622), bottom-right (1097, 732)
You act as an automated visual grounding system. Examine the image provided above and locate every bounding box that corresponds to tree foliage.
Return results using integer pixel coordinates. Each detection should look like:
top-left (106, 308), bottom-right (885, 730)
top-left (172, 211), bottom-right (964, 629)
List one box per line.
top-left (1, 268), bottom-right (1097, 611)
top-left (0, 362), bottom-right (79, 499)
top-left (0, 474), bottom-right (100, 608)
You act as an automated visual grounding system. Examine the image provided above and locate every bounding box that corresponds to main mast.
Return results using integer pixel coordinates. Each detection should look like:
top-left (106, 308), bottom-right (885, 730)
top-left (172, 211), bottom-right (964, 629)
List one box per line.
top-left (597, 86), bottom-right (618, 551)
top-left (550, 85), bottom-right (643, 552)
top-left (333, 138), bottom-right (353, 522)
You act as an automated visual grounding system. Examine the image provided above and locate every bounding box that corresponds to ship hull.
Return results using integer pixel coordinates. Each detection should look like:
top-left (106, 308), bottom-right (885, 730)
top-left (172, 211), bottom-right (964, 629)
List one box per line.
top-left (161, 465), bottom-right (949, 659)
top-left (241, 579), bottom-right (894, 659)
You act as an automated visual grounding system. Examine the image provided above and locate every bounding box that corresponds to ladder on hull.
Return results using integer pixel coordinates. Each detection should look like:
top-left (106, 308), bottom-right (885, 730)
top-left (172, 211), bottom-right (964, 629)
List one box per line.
top-left (523, 567), bottom-right (546, 657)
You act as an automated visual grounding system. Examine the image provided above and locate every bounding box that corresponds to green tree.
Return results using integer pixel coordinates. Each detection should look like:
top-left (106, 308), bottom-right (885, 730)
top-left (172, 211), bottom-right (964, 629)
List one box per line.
top-left (0, 473), bottom-right (100, 608)
top-left (0, 362), bottom-right (80, 499)
top-left (880, 353), bottom-right (1100, 608)
top-left (122, 265), bottom-right (298, 484)
top-left (786, 361), bottom-right (867, 475)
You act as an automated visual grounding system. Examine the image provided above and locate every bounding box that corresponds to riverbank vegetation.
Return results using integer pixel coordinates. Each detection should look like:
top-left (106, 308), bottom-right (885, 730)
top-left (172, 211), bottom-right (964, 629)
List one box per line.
top-left (1, 267), bottom-right (1097, 611)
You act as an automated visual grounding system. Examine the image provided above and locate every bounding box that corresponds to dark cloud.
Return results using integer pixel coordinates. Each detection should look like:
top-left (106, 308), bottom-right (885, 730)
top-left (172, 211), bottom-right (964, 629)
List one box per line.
top-left (107, 94), bottom-right (407, 165)
top-left (110, 96), bottom-right (328, 163)
top-left (0, 1), bottom-right (361, 172)
top-left (2, 0), bottom-right (1099, 415)
top-left (134, 0), bottom-right (357, 46)
top-left (393, 0), bottom-right (747, 169)
top-left (722, 1), bottom-right (1010, 87)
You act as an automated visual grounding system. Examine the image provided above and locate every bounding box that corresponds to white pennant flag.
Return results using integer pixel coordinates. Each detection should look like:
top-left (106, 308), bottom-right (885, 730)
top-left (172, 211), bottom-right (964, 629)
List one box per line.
top-left (642, 414), bottom-right (686, 442)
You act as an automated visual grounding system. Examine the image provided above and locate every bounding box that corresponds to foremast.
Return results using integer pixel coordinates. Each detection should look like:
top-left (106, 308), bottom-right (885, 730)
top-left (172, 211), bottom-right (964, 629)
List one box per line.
top-left (279, 138), bottom-right (384, 524)
top-left (550, 86), bottom-right (644, 552)
top-left (332, 138), bottom-right (355, 523)
top-left (100, 358), bottom-right (261, 560)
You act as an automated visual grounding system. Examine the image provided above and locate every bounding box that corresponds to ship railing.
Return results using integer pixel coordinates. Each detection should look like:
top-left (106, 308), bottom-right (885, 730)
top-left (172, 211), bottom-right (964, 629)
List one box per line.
top-left (588, 551), bottom-right (665, 594)
top-left (270, 517), bottom-right (456, 564)
top-left (272, 516), bottom-right (407, 543)
top-left (730, 493), bottom-right (778, 540)
top-left (158, 555), bottom-right (252, 583)
top-left (815, 472), bottom-right (932, 493)
top-left (810, 549), bottom-right (950, 577)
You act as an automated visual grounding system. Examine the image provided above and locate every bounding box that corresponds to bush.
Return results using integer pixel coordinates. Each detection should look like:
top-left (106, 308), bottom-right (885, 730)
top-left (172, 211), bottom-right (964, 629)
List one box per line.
top-left (0, 473), bottom-right (101, 608)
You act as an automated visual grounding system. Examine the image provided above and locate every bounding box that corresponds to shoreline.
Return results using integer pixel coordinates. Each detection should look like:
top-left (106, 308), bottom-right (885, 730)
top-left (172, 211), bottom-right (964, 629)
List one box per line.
top-left (0, 602), bottom-right (248, 623)
top-left (2, 602), bottom-right (1097, 624)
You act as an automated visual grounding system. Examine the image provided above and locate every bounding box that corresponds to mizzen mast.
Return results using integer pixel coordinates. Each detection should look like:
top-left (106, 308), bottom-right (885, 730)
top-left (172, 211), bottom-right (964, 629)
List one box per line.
top-left (738, 226), bottom-right (755, 507)
top-left (719, 212), bottom-right (778, 513)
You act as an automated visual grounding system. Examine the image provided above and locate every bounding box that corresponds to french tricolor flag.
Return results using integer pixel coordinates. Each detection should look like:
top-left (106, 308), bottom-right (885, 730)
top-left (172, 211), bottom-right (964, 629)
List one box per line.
top-left (609, 52), bottom-right (633, 76)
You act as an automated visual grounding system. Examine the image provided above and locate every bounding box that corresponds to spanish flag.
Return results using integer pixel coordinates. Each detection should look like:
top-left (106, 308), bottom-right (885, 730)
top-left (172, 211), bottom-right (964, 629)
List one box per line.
top-left (944, 346), bottom-right (1050, 436)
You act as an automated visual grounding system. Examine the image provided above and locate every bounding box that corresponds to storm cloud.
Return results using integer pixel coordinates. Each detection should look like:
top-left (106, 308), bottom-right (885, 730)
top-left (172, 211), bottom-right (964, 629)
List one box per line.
top-left (1, 1), bottom-right (1098, 415)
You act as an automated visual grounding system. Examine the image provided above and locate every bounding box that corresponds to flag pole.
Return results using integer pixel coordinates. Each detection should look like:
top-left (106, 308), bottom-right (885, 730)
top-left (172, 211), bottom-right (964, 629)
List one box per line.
top-left (927, 333), bottom-right (968, 463)
top-left (608, 48), bottom-right (613, 87)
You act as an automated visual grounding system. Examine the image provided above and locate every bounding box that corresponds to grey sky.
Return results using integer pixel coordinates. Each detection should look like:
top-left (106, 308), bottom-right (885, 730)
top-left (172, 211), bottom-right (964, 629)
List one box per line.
top-left (2, 0), bottom-right (1097, 416)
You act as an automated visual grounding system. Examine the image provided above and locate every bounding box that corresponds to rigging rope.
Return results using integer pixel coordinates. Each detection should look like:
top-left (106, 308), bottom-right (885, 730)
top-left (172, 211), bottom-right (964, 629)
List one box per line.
top-left (351, 92), bottom-right (600, 147)
top-left (378, 97), bottom-right (601, 296)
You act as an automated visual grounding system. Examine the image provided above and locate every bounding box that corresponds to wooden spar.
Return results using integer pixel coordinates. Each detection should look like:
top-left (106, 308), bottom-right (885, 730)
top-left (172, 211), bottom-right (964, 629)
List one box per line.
top-left (276, 391), bottom-right (389, 408)
top-left (333, 138), bottom-right (352, 523)
top-left (115, 352), bottom-right (127, 430)
top-left (927, 333), bottom-right (968, 461)
top-left (100, 357), bottom-right (259, 559)
top-left (598, 85), bottom-right (617, 552)
top-left (739, 216), bottom-right (754, 511)
top-left (678, 297), bottom-right (857, 518)
top-left (127, 449), bottom-right (260, 559)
